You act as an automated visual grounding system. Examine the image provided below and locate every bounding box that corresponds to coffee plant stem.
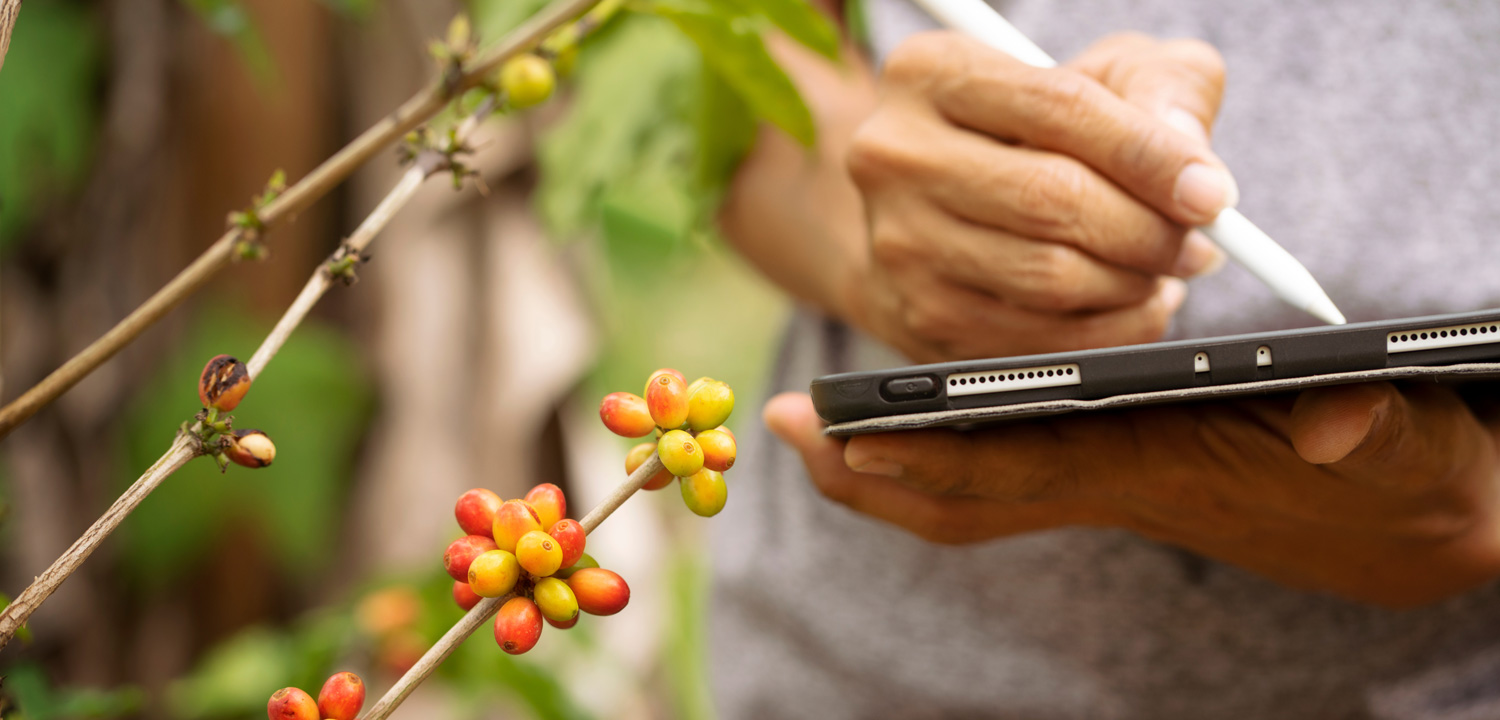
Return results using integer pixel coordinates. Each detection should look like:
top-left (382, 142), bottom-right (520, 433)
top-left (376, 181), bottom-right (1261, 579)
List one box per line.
top-left (0, 0), bottom-right (606, 440)
top-left (0, 98), bottom-right (499, 652)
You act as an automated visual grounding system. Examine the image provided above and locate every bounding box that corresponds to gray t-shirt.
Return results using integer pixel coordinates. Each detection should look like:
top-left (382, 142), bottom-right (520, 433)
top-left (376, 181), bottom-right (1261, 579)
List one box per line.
top-left (711, 1), bottom-right (1500, 718)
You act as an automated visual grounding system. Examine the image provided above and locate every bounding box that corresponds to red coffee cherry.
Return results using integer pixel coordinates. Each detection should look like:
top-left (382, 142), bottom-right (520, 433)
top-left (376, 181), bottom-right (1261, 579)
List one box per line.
top-left (492, 500), bottom-right (542, 554)
top-left (524, 483), bottom-right (567, 532)
top-left (444, 535), bottom-right (498, 582)
top-left (547, 519), bottom-right (587, 569)
top-left (599, 392), bottom-right (655, 438)
top-left (267, 687), bottom-right (318, 720)
top-left (696, 428), bottom-right (736, 472)
top-left (316, 671), bottom-right (365, 720)
top-left (494, 597), bottom-right (543, 654)
top-left (452, 580), bottom-right (482, 611)
top-left (644, 368), bottom-right (687, 397)
top-left (455, 488), bottom-right (503, 538)
top-left (567, 568), bottom-right (630, 616)
top-left (646, 373), bottom-right (690, 429)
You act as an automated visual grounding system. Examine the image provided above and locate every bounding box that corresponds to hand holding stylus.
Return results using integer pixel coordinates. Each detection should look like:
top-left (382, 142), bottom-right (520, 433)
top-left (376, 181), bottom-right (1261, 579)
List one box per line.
top-left (842, 32), bottom-right (1235, 361)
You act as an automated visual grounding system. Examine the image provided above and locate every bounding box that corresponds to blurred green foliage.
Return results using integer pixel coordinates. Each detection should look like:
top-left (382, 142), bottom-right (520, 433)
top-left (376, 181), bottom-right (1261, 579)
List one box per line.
top-left (1, 663), bottom-right (142, 720)
top-left (0, 0), bottom-right (99, 253)
top-left (117, 306), bottom-right (373, 591)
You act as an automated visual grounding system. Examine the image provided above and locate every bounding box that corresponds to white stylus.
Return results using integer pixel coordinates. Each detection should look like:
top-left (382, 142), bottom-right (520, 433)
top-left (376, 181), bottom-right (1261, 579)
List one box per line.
top-left (909, 0), bottom-right (1347, 326)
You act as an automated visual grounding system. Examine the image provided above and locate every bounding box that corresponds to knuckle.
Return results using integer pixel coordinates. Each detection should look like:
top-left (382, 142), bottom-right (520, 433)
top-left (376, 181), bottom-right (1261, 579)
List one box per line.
top-left (1016, 243), bottom-right (1089, 311)
top-left (846, 115), bottom-right (926, 188)
top-left (1015, 160), bottom-right (1088, 230)
top-left (1112, 120), bottom-right (1187, 183)
top-left (868, 225), bottom-right (921, 269)
top-left (1022, 70), bottom-right (1100, 142)
top-left (881, 31), bottom-right (959, 88)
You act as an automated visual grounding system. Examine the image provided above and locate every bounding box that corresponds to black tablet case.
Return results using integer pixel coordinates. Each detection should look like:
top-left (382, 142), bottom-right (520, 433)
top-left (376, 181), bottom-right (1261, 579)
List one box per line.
top-left (824, 362), bottom-right (1500, 435)
top-left (815, 310), bottom-right (1500, 436)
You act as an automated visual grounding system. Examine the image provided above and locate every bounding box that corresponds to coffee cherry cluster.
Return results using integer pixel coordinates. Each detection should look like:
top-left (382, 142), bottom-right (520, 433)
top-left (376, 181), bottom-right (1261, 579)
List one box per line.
top-left (444, 484), bottom-right (630, 655)
top-left (267, 671), bottom-right (364, 720)
top-left (599, 369), bottom-right (737, 517)
top-left (196, 354), bottom-right (276, 471)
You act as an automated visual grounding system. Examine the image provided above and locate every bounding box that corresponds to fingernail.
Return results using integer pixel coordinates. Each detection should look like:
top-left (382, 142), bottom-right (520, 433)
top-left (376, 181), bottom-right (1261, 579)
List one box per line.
top-left (1164, 107), bottom-right (1209, 145)
top-left (852, 459), bottom-right (903, 478)
top-left (1159, 277), bottom-right (1189, 313)
top-left (1170, 231), bottom-right (1227, 278)
top-left (1173, 163), bottom-right (1239, 219)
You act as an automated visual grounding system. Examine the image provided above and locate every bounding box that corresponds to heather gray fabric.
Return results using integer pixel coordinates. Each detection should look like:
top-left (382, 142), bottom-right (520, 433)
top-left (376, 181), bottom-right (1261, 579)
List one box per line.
top-left (710, 1), bottom-right (1500, 718)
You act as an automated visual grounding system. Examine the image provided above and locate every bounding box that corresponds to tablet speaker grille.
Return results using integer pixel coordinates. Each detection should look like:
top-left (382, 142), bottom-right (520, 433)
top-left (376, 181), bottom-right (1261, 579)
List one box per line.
top-left (946, 364), bottom-right (1081, 397)
top-left (1387, 322), bottom-right (1500, 354)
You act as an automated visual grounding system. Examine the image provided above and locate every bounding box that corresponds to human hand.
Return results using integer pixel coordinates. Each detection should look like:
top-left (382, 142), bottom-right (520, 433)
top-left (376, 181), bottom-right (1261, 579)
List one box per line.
top-left (765, 383), bottom-right (1500, 607)
top-left (840, 32), bottom-right (1237, 362)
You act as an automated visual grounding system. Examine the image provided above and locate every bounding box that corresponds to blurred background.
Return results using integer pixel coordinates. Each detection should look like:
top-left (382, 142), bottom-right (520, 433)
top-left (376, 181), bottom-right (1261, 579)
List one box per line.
top-left (0, 0), bottom-right (832, 716)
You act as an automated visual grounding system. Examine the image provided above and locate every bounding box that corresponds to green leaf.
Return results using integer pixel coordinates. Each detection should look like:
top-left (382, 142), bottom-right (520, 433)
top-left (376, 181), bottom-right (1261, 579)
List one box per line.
top-left (2, 663), bottom-right (142, 720)
top-left (649, 0), bottom-right (816, 145)
top-left (536, 15), bottom-right (701, 239)
top-left (0, 2), bottom-right (99, 253)
top-left (727, 0), bottom-right (839, 60)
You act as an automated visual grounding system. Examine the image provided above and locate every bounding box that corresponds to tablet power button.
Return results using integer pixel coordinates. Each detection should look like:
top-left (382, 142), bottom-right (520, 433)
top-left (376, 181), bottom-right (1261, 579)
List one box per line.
top-left (882, 376), bottom-right (939, 401)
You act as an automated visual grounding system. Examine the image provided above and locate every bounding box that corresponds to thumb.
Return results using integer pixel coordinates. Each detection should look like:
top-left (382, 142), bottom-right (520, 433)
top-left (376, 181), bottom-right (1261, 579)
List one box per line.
top-left (1289, 383), bottom-right (1484, 489)
top-left (1067, 33), bottom-right (1227, 147)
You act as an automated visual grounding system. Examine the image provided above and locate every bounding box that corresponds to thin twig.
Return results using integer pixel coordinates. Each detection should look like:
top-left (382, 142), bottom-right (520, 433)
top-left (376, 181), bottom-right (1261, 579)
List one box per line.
top-left (0, 0), bottom-right (19, 75)
top-left (0, 100), bottom-right (497, 652)
top-left (0, 433), bottom-right (198, 644)
top-left (0, 0), bottom-right (605, 439)
top-left (361, 454), bottom-right (666, 720)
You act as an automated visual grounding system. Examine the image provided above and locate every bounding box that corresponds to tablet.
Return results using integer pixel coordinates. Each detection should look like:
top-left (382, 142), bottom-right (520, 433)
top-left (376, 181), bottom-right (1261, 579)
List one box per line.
top-left (811, 308), bottom-right (1500, 435)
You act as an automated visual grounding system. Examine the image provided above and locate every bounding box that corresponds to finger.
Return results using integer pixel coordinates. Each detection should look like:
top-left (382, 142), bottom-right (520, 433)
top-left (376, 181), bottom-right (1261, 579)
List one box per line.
top-left (872, 264), bottom-right (1186, 360)
top-left (878, 203), bottom-right (1160, 312)
top-left (1067, 34), bottom-right (1227, 144)
top-left (844, 417), bottom-right (1098, 501)
top-left (885, 32), bottom-right (1237, 226)
top-left (1290, 383), bottom-right (1492, 490)
top-left (763, 393), bottom-right (1087, 543)
top-left (923, 129), bottom-right (1194, 276)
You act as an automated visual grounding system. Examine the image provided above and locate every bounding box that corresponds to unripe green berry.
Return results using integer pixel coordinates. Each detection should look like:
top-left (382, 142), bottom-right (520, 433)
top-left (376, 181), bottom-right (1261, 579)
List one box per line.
top-left (499, 54), bottom-right (555, 109)
top-left (533, 577), bottom-right (580, 625)
top-left (657, 429), bottom-right (703, 477)
top-left (686, 380), bottom-right (734, 432)
top-left (516, 530), bottom-right (564, 577)
top-left (554, 552), bottom-right (599, 579)
top-left (467, 549), bottom-right (521, 597)
top-left (680, 468), bottom-right (728, 517)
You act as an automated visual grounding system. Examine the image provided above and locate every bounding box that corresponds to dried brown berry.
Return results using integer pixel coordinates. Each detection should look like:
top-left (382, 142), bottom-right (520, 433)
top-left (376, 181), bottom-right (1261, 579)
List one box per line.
top-left (224, 429), bottom-right (276, 468)
top-left (199, 354), bottom-right (252, 411)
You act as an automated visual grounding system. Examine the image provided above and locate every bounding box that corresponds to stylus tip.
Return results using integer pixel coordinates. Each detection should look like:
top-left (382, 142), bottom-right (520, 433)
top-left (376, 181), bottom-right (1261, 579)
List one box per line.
top-left (1306, 297), bottom-right (1347, 326)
